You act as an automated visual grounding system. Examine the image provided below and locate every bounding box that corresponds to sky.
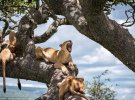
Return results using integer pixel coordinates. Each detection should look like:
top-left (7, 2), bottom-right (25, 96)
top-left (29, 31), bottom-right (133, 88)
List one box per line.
top-left (0, 4), bottom-right (135, 100)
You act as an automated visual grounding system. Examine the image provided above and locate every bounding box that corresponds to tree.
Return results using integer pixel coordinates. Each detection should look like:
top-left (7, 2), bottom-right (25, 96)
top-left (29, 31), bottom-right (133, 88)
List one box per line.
top-left (0, 0), bottom-right (135, 100)
top-left (85, 70), bottom-right (117, 100)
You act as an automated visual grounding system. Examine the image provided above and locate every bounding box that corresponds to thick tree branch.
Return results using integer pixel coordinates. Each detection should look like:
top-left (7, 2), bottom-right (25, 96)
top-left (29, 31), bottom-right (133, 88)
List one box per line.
top-left (63, 0), bottom-right (87, 27)
top-left (0, 60), bottom-right (54, 85)
top-left (45, 0), bottom-right (135, 72)
top-left (61, 0), bottom-right (135, 72)
top-left (80, 0), bottom-right (135, 72)
top-left (34, 18), bottom-right (68, 44)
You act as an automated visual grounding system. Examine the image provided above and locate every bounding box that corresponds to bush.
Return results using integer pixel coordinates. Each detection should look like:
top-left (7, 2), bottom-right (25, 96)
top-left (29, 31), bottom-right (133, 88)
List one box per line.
top-left (85, 70), bottom-right (117, 100)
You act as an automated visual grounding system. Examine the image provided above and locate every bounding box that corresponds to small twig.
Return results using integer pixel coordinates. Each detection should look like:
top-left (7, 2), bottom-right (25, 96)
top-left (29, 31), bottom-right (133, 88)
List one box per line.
top-left (120, 1), bottom-right (135, 27)
top-left (121, 9), bottom-right (135, 27)
top-left (7, 16), bottom-right (17, 24)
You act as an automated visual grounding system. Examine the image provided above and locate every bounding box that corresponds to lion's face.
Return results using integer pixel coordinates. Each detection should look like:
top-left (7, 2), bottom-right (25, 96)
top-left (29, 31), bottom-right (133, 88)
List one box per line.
top-left (71, 77), bottom-right (85, 94)
top-left (59, 40), bottom-right (72, 53)
top-left (77, 78), bottom-right (85, 94)
top-left (78, 82), bottom-right (85, 94)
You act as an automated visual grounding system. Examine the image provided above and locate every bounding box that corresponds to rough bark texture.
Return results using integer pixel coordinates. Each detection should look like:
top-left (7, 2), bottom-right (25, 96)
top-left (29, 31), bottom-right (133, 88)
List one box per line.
top-left (0, 0), bottom-right (135, 100)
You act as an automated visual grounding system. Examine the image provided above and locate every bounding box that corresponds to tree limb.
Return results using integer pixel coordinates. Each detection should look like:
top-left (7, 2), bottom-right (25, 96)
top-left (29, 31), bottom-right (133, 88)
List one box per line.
top-left (34, 18), bottom-right (69, 44)
top-left (63, 0), bottom-right (135, 72)
top-left (45, 0), bottom-right (135, 72)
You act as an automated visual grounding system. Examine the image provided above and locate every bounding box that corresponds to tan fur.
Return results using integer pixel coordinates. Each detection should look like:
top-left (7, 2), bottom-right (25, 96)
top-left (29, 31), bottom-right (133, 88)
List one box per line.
top-left (0, 31), bottom-right (21, 91)
top-left (0, 48), bottom-right (14, 93)
top-left (8, 31), bottom-right (22, 90)
top-left (35, 46), bottom-right (44, 59)
top-left (9, 31), bottom-right (16, 52)
top-left (58, 76), bottom-right (88, 100)
top-left (1, 40), bottom-right (9, 50)
top-left (41, 40), bottom-right (75, 75)
top-left (35, 46), bottom-right (49, 62)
